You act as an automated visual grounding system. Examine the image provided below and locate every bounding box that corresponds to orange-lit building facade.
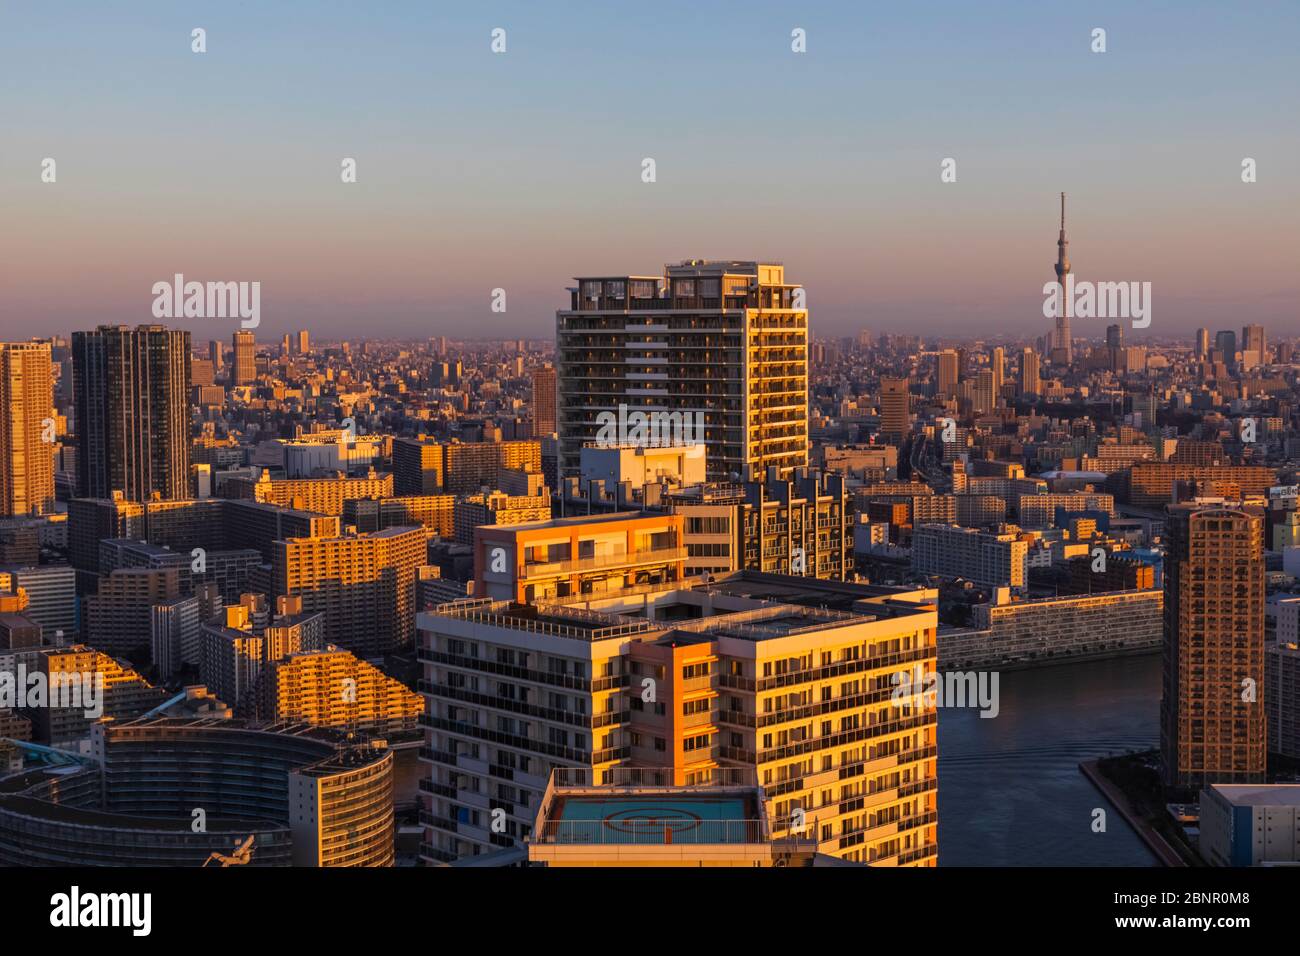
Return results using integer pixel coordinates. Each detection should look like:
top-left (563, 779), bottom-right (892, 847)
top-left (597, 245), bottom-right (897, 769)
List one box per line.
top-left (0, 341), bottom-right (55, 518)
top-left (418, 575), bottom-right (938, 866)
top-left (473, 512), bottom-right (688, 604)
top-left (1161, 504), bottom-right (1266, 789)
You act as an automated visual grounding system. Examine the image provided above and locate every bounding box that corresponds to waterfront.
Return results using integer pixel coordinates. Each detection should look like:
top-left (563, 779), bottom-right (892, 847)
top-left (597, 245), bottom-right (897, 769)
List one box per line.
top-left (396, 653), bottom-right (1165, 866)
top-left (937, 653), bottom-right (1162, 866)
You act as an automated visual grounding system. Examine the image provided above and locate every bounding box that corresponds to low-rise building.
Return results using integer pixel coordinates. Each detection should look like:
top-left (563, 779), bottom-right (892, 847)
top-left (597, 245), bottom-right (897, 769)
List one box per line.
top-left (1200, 784), bottom-right (1300, 866)
top-left (911, 525), bottom-right (1027, 592)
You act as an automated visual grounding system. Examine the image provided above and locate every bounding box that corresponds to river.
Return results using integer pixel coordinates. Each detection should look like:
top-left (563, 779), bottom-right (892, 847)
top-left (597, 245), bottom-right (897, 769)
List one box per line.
top-left (937, 652), bottom-right (1161, 866)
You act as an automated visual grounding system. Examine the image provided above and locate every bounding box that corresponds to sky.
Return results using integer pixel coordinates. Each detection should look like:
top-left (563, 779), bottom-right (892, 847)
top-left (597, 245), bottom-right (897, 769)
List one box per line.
top-left (2, 0), bottom-right (1297, 343)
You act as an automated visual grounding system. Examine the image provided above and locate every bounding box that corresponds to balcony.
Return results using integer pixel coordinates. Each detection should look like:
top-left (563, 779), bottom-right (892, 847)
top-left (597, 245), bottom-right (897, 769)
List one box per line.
top-left (728, 645), bottom-right (936, 693)
top-left (419, 746), bottom-right (457, 765)
top-left (418, 778), bottom-right (457, 798)
top-left (897, 843), bottom-right (938, 865)
top-left (759, 714), bottom-right (934, 763)
top-left (518, 546), bottom-right (688, 579)
top-left (681, 708), bottom-right (720, 731)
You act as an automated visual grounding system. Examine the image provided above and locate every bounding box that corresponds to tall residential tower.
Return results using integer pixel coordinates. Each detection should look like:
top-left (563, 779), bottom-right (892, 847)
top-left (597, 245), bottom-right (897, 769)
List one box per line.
top-left (0, 341), bottom-right (55, 517)
top-left (71, 325), bottom-right (192, 502)
top-left (232, 330), bottom-right (257, 385)
top-left (1161, 504), bottom-right (1266, 789)
top-left (556, 260), bottom-right (808, 482)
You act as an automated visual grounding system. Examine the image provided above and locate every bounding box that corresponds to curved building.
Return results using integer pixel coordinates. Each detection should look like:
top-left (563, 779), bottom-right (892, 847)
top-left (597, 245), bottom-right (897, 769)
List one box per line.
top-left (0, 718), bottom-right (394, 866)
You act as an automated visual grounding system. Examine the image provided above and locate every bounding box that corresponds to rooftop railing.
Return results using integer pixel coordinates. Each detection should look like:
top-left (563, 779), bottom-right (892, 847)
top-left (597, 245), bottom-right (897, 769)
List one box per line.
top-left (429, 598), bottom-right (656, 641)
top-left (534, 819), bottom-right (767, 846)
top-left (550, 766), bottom-right (758, 790)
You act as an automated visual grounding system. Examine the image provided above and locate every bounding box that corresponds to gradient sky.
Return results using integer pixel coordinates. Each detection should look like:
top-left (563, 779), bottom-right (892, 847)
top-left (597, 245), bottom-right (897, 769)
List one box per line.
top-left (2, 0), bottom-right (1297, 342)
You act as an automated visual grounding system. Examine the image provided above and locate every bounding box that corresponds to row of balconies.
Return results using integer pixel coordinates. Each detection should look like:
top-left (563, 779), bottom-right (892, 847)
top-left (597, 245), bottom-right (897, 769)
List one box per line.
top-left (416, 648), bottom-right (626, 693)
top-left (758, 713), bottom-right (934, 764)
top-left (719, 645), bottom-right (935, 693)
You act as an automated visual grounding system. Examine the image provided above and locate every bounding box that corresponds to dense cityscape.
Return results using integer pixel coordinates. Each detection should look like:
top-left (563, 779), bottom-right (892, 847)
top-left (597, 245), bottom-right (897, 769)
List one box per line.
top-left (2, 246), bottom-right (1297, 878)
top-left (5, 0), bottom-right (1294, 938)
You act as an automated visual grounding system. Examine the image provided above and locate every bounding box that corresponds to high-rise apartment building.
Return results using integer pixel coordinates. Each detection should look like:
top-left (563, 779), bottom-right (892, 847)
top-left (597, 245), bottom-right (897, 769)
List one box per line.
top-left (1127, 464), bottom-right (1275, 508)
top-left (232, 329), bottom-right (256, 385)
top-left (1241, 324), bottom-right (1265, 367)
top-left (445, 440), bottom-right (541, 495)
top-left (262, 646), bottom-right (424, 735)
top-left (1266, 638), bottom-right (1300, 760)
top-left (971, 369), bottom-right (995, 416)
top-left (200, 596), bottom-right (327, 715)
top-left (1020, 347), bottom-right (1041, 397)
top-left (273, 526), bottom-right (427, 657)
top-left (263, 595), bottom-right (328, 661)
top-left (1215, 330), bottom-right (1238, 369)
top-left (0, 341), bottom-right (55, 517)
top-left (879, 377), bottom-right (910, 444)
top-left (473, 512), bottom-right (688, 604)
top-left (738, 470), bottom-right (852, 579)
top-left (454, 489), bottom-right (552, 545)
top-left (26, 644), bottom-right (169, 744)
top-left (1063, 553), bottom-right (1154, 594)
top-left (83, 566), bottom-right (186, 658)
top-left (71, 326), bottom-right (192, 502)
top-left (228, 468), bottom-right (393, 516)
top-left (200, 601), bottom-right (269, 713)
top-left (936, 350), bottom-right (959, 399)
top-left (150, 595), bottom-right (202, 680)
top-left (531, 365), bottom-right (557, 437)
top-left (296, 329), bottom-right (310, 355)
top-left (942, 588), bottom-right (1163, 671)
top-left (1161, 504), bottom-right (1266, 789)
top-left (0, 565), bottom-right (77, 640)
top-left (393, 437), bottom-right (445, 495)
top-left (556, 260), bottom-right (808, 482)
top-left (911, 525), bottom-right (1027, 592)
top-left (344, 494), bottom-right (456, 537)
top-left (417, 575), bottom-right (938, 865)
top-left (1015, 493), bottom-right (1115, 529)
top-left (1196, 328), bottom-right (1210, 360)
top-left (392, 437), bottom-right (541, 496)
top-left (990, 347), bottom-right (1004, 396)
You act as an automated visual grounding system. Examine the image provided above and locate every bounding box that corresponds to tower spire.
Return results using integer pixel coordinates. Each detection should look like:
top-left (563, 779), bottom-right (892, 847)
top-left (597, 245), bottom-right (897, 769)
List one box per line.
top-left (1055, 192), bottom-right (1070, 275)
top-left (1052, 192), bottom-right (1072, 365)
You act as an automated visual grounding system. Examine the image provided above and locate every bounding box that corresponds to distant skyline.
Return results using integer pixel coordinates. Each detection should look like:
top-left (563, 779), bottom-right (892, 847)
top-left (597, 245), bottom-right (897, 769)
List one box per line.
top-left (3, 0), bottom-right (1298, 340)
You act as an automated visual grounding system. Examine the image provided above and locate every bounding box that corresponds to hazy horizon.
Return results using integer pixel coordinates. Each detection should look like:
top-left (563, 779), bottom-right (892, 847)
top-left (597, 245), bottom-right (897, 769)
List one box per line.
top-left (4, 0), bottom-right (1297, 340)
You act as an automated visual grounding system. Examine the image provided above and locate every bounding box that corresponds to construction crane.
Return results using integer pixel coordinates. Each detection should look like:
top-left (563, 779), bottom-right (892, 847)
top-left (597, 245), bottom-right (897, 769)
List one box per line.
top-left (202, 835), bottom-right (255, 867)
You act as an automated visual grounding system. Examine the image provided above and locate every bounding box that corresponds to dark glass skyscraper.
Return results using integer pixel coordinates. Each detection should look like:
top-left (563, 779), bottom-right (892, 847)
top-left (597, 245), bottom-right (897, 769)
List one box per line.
top-left (72, 325), bottom-right (192, 502)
